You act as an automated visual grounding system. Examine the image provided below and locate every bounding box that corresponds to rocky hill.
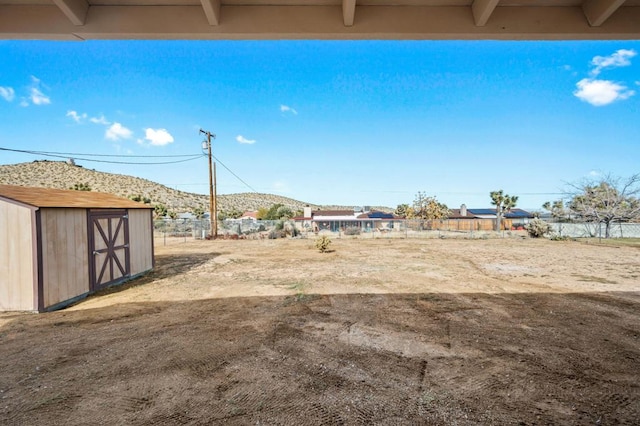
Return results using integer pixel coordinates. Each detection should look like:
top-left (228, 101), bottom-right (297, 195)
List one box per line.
top-left (0, 161), bottom-right (320, 214)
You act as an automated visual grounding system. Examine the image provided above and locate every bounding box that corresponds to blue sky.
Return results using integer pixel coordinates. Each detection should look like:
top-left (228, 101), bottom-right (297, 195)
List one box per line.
top-left (1, 40), bottom-right (638, 211)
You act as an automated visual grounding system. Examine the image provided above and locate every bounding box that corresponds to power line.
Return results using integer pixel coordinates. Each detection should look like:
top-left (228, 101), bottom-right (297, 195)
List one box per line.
top-left (212, 154), bottom-right (258, 193)
top-left (2, 144), bottom-right (257, 190)
top-left (0, 146), bottom-right (205, 165)
top-left (22, 149), bottom-right (204, 158)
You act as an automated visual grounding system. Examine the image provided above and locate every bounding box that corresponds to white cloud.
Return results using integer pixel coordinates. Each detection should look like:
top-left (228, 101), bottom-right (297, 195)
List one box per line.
top-left (280, 104), bottom-right (298, 115)
top-left (589, 170), bottom-right (601, 177)
top-left (30, 87), bottom-right (51, 105)
top-left (574, 78), bottom-right (635, 106)
top-left (236, 135), bottom-right (256, 145)
top-left (105, 122), bottom-right (133, 141)
top-left (66, 110), bottom-right (87, 123)
top-left (0, 86), bottom-right (15, 102)
top-left (590, 49), bottom-right (637, 76)
top-left (27, 77), bottom-right (51, 105)
top-left (143, 128), bottom-right (174, 146)
top-left (90, 115), bottom-right (110, 125)
top-left (3, 76), bottom-right (51, 106)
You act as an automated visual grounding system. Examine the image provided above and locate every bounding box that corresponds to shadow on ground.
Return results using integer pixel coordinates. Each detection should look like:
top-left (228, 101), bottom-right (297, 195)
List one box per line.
top-left (1, 291), bottom-right (638, 425)
top-left (74, 252), bottom-right (221, 302)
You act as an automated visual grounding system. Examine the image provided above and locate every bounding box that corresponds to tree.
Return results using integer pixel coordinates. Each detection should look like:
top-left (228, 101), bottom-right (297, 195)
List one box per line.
top-left (192, 207), bottom-right (206, 219)
top-left (566, 173), bottom-right (640, 238)
top-left (490, 190), bottom-right (518, 231)
top-left (217, 208), bottom-right (243, 221)
top-left (70, 182), bottom-right (91, 191)
top-left (395, 203), bottom-right (414, 218)
top-left (129, 194), bottom-right (151, 204)
top-left (256, 207), bottom-right (269, 220)
top-left (154, 203), bottom-right (168, 219)
top-left (412, 192), bottom-right (449, 220)
top-left (259, 204), bottom-right (293, 220)
top-left (542, 200), bottom-right (569, 221)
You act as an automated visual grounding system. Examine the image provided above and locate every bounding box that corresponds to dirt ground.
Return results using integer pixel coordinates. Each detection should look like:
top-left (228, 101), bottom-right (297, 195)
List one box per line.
top-left (1, 237), bottom-right (639, 425)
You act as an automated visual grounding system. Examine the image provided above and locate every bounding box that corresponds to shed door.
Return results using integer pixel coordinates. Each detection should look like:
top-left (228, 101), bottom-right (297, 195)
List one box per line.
top-left (88, 210), bottom-right (130, 291)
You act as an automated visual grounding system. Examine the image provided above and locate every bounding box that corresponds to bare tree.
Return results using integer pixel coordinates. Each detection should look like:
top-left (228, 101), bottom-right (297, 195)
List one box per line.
top-left (490, 190), bottom-right (518, 231)
top-left (567, 173), bottom-right (640, 238)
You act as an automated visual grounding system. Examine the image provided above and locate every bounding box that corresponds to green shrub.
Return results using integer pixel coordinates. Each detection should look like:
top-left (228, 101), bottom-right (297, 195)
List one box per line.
top-left (525, 218), bottom-right (551, 238)
top-left (315, 235), bottom-right (332, 253)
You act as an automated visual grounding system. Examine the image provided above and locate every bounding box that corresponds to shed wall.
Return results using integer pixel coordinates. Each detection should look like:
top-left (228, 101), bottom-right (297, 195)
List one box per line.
top-left (0, 201), bottom-right (35, 311)
top-left (40, 208), bottom-right (89, 308)
top-left (129, 209), bottom-right (153, 275)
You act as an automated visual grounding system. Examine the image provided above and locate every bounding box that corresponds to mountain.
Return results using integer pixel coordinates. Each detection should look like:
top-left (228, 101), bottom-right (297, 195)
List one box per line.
top-left (0, 161), bottom-right (319, 214)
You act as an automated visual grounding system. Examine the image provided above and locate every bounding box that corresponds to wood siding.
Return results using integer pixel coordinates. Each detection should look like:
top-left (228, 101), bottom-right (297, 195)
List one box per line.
top-left (0, 201), bottom-right (35, 311)
top-left (40, 208), bottom-right (89, 308)
top-left (129, 209), bottom-right (153, 276)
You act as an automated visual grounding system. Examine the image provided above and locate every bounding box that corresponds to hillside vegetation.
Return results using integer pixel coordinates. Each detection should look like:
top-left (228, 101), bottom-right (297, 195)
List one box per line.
top-left (0, 161), bottom-right (319, 214)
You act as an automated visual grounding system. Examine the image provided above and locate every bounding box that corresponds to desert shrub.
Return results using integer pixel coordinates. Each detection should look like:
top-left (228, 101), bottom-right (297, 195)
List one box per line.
top-left (268, 230), bottom-right (286, 239)
top-left (283, 221), bottom-right (299, 237)
top-left (315, 235), bottom-right (332, 253)
top-left (344, 227), bottom-right (361, 236)
top-left (70, 182), bottom-right (91, 191)
top-left (525, 218), bottom-right (552, 238)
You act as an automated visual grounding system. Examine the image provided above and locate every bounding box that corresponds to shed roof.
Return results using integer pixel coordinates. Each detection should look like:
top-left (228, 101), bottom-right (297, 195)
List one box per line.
top-left (0, 185), bottom-right (153, 209)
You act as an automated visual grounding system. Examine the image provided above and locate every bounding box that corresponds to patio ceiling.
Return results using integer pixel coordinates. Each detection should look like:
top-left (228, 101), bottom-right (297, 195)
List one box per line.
top-left (0, 0), bottom-right (639, 40)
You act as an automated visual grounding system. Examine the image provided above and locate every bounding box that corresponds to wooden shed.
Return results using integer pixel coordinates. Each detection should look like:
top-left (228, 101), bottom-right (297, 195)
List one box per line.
top-left (0, 185), bottom-right (154, 312)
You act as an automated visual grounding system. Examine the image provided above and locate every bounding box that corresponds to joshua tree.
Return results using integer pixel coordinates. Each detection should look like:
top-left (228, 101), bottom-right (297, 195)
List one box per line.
top-left (490, 190), bottom-right (518, 231)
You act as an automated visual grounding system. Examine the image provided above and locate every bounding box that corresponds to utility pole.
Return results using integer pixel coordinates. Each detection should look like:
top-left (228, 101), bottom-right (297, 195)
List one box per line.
top-left (200, 129), bottom-right (217, 239)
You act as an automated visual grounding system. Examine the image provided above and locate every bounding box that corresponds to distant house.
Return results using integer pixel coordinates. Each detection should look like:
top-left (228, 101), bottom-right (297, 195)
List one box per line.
top-left (293, 206), bottom-right (400, 232)
top-left (448, 204), bottom-right (534, 230)
top-left (240, 211), bottom-right (258, 221)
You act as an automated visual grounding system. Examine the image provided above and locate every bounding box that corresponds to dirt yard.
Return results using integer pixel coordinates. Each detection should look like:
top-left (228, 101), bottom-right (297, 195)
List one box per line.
top-left (1, 237), bottom-right (639, 425)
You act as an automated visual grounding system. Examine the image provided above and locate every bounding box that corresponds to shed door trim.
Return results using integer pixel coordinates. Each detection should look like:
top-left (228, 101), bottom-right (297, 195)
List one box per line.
top-left (88, 209), bottom-right (130, 291)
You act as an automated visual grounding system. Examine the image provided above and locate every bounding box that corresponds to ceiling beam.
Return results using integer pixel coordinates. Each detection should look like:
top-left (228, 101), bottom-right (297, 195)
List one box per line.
top-left (200, 0), bottom-right (221, 26)
top-left (52, 0), bottom-right (89, 26)
top-left (1, 5), bottom-right (639, 41)
top-left (472, 0), bottom-right (500, 27)
top-left (582, 0), bottom-right (626, 27)
top-left (343, 0), bottom-right (356, 27)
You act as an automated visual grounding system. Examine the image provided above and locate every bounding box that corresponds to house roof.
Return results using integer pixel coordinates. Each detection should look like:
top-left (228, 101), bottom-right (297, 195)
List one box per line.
top-left (313, 210), bottom-right (356, 217)
top-left (357, 211), bottom-right (397, 220)
top-left (0, 185), bottom-right (153, 209)
top-left (450, 208), bottom-right (533, 219)
top-left (503, 209), bottom-right (534, 219)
